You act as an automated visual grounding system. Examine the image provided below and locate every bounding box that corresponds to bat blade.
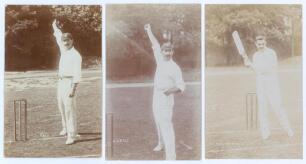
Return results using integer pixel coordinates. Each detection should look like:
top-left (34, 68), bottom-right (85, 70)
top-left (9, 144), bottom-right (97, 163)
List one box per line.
top-left (232, 31), bottom-right (246, 56)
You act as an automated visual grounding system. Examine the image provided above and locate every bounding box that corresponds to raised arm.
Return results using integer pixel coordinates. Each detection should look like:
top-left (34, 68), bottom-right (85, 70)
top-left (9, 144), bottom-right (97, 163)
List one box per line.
top-left (144, 24), bottom-right (162, 62)
top-left (52, 20), bottom-right (65, 53)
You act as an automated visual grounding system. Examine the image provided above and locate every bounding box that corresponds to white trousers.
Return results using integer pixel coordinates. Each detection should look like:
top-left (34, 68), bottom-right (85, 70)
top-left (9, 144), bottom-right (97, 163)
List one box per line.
top-left (256, 75), bottom-right (292, 137)
top-left (153, 89), bottom-right (176, 160)
top-left (57, 78), bottom-right (77, 138)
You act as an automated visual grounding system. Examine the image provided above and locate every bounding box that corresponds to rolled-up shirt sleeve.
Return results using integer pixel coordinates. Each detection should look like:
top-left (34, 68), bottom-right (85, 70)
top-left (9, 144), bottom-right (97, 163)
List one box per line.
top-left (73, 54), bottom-right (82, 83)
top-left (173, 66), bottom-right (185, 92)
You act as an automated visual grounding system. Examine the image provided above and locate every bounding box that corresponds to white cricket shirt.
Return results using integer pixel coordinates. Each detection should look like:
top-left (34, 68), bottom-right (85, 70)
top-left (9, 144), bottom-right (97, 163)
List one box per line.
top-left (53, 25), bottom-right (82, 83)
top-left (58, 47), bottom-right (82, 83)
top-left (152, 46), bottom-right (185, 92)
top-left (252, 47), bottom-right (278, 75)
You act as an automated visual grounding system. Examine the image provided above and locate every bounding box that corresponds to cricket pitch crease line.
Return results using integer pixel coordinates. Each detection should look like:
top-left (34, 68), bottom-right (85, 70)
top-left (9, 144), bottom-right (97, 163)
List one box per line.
top-left (206, 143), bottom-right (301, 154)
top-left (26, 105), bottom-right (43, 111)
top-left (6, 133), bottom-right (102, 144)
top-left (80, 77), bottom-right (101, 82)
top-left (212, 138), bottom-right (261, 147)
top-left (179, 140), bottom-right (193, 150)
top-left (107, 81), bottom-right (201, 88)
top-left (5, 136), bottom-right (66, 143)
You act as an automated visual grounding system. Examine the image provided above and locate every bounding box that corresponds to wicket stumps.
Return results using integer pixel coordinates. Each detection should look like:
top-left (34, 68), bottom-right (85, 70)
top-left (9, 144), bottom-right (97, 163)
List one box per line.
top-left (13, 99), bottom-right (28, 141)
top-left (245, 93), bottom-right (258, 130)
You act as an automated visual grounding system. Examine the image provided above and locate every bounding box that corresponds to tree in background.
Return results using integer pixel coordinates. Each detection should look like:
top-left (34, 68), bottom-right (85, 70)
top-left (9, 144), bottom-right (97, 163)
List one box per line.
top-left (106, 5), bottom-right (201, 80)
top-left (206, 5), bottom-right (302, 66)
top-left (5, 5), bottom-right (102, 71)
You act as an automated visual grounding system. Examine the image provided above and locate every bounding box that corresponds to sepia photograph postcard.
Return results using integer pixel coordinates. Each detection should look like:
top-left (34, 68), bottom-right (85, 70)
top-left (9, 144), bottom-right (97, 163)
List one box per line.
top-left (4, 5), bottom-right (102, 157)
top-left (105, 4), bottom-right (202, 160)
top-left (205, 4), bottom-right (303, 159)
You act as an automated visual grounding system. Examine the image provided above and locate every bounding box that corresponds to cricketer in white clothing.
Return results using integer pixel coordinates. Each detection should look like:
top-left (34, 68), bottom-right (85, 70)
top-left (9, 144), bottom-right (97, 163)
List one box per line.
top-left (243, 35), bottom-right (293, 139)
top-left (52, 20), bottom-right (82, 145)
top-left (145, 24), bottom-right (185, 160)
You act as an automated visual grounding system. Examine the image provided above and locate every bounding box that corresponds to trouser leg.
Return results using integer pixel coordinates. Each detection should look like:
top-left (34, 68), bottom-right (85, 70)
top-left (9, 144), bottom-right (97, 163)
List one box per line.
top-left (257, 86), bottom-right (270, 138)
top-left (64, 96), bottom-right (77, 138)
top-left (63, 81), bottom-right (77, 138)
top-left (57, 82), bottom-right (66, 132)
top-left (159, 107), bottom-right (176, 160)
top-left (267, 89), bottom-right (292, 134)
top-left (153, 106), bottom-right (163, 145)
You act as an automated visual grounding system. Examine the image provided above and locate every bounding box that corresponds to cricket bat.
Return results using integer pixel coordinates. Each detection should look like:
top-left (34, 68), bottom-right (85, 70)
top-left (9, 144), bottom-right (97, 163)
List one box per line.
top-left (232, 31), bottom-right (246, 56)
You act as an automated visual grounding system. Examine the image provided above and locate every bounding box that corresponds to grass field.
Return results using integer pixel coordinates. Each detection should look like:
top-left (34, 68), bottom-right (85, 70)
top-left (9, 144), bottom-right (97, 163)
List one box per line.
top-left (106, 82), bottom-right (202, 160)
top-left (4, 69), bottom-right (102, 157)
top-left (205, 65), bottom-right (303, 159)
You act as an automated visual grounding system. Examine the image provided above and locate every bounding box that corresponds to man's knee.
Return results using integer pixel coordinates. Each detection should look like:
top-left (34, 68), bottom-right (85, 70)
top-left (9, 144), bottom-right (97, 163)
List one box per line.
top-left (159, 117), bottom-right (173, 129)
top-left (64, 102), bottom-right (73, 114)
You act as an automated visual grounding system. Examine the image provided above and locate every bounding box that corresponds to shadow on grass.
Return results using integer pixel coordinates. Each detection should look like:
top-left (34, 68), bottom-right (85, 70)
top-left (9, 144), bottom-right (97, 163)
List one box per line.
top-left (76, 137), bottom-right (101, 143)
top-left (79, 132), bottom-right (102, 136)
top-left (75, 132), bottom-right (102, 143)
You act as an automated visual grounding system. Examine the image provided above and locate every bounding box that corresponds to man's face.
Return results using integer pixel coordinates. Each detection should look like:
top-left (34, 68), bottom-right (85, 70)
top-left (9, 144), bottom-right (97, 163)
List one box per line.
top-left (161, 48), bottom-right (173, 61)
top-left (62, 38), bottom-right (73, 50)
top-left (255, 39), bottom-right (266, 50)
